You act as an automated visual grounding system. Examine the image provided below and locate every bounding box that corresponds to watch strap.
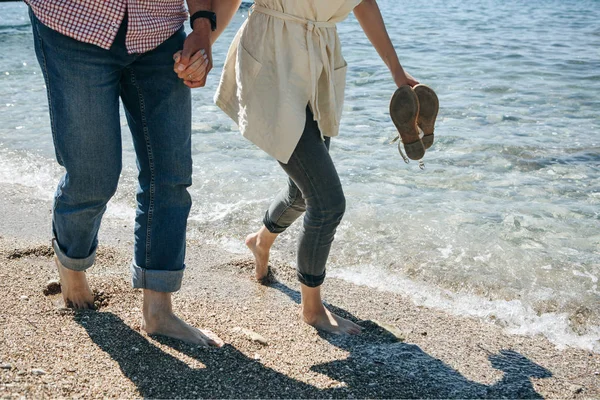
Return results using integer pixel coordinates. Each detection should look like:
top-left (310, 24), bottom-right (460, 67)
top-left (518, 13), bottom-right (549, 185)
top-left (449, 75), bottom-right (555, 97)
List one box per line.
top-left (190, 11), bottom-right (217, 31)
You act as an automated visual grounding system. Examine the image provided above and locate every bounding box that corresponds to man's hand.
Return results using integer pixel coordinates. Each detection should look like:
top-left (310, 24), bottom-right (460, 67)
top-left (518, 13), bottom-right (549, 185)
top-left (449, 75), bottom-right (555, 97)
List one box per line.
top-left (174, 19), bottom-right (213, 88)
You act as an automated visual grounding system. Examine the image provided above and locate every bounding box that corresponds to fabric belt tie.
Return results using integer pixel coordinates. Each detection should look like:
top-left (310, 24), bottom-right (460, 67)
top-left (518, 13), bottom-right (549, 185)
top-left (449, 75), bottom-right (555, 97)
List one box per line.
top-left (252, 6), bottom-right (338, 132)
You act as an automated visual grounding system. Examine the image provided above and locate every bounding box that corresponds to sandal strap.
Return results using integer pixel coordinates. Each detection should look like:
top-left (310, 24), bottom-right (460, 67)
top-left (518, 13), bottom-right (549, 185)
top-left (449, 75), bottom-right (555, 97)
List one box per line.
top-left (390, 135), bottom-right (425, 168)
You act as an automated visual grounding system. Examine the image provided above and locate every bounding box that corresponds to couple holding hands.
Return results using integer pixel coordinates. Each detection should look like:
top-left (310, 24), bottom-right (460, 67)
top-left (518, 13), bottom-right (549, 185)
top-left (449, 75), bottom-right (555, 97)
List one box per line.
top-left (27, 0), bottom-right (436, 347)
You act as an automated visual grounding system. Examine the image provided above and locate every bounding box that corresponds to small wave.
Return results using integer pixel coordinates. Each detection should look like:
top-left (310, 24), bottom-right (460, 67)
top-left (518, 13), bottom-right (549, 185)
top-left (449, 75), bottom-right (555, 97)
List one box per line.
top-left (0, 149), bottom-right (59, 199)
top-left (481, 86), bottom-right (513, 94)
top-left (331, 266), bottom-right (600, 353)
top-left (0, 24), bottom-right (30, 31)
top-left (0, 148), bottom-right (140, 220)
top-left (188, 199), bottom-right (266, 225)
top-left (497, 145), bottom-right (600, 171)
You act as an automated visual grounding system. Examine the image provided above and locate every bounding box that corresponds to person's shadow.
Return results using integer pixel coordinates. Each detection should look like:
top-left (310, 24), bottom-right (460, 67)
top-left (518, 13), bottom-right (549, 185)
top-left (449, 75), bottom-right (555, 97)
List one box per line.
top-left (270, 281), bottom-right (552, 399)
top-left (74, 312), bottom-right (321, 398)
top-left (74, 282), bottom-right (552, 399)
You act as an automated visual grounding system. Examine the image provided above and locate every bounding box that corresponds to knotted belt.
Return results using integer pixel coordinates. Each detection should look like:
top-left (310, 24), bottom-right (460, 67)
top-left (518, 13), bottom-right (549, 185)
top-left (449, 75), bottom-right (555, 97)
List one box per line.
top-left (252, 5), bottom-right (339, 129)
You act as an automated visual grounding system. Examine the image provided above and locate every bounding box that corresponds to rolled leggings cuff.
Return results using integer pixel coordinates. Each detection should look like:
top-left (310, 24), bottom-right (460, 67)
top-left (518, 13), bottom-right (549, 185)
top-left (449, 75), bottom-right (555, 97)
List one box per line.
top-left (52, 238), bottom-right (95, 271)
top-left (130, 262), bottom-right (184, 293)
top-left (263, 211), bottom-right (287, 234)
top-left (297, 270), bottom-right (326, 288)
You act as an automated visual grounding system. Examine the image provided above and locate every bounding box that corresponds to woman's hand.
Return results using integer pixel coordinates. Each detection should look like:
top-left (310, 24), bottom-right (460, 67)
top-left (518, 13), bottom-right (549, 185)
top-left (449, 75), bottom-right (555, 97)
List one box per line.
top-left (354, 1), bottom-right (419, 88)
top-left (393, 68), bottom-right (419, 88)
top-left (173, 48), bottom-right (211, 88)
top-left (173, 18), bottom-right (213, 88)
top-left (175, 0), bottom-right (242, 88)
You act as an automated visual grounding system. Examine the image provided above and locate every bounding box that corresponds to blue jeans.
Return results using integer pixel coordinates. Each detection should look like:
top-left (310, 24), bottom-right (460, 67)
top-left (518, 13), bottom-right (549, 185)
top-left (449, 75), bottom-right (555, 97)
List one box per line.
top-left (263, 107), bottom-right (346, 287)
top-left (30, 11), bottom-right (192, 292)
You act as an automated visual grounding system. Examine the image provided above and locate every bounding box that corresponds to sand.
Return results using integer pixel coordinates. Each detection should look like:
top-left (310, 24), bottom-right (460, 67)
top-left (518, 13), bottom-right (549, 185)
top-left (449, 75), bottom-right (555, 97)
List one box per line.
top-left (1, 183), bottom-right (599, 399)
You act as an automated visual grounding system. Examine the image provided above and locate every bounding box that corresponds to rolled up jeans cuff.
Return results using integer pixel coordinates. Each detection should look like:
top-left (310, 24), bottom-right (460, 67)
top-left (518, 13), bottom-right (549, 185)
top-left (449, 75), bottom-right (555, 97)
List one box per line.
top-left (130, 262), bottom-right (184, 293)
top-left (263, 211), bottom-right (287, 234)
top-left (52, 238), bottom-right (95, 271)
top-left (297, 270), bottom-right (326, 288)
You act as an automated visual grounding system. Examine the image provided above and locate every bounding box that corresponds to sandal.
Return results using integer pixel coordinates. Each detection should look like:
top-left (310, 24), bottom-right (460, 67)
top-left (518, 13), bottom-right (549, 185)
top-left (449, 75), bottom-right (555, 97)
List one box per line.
top-left (389, 85), bottom-right (424, 161)
top-left (413, 84), bottom-right (439, 150)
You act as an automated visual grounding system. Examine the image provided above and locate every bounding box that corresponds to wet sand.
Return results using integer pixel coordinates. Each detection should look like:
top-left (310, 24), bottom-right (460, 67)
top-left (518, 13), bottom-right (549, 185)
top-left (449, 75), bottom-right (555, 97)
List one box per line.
top-left (1, 184), bottom-right (599, 398)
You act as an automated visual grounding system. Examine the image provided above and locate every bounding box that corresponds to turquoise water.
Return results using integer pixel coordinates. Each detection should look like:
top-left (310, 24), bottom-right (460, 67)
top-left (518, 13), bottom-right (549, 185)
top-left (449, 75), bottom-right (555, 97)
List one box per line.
top-left (0, 1), bottom-right (599, 351)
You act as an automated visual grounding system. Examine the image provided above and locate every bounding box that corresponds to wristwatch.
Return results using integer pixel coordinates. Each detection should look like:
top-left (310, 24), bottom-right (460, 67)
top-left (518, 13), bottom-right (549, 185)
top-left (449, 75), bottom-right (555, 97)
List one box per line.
top-left (190, 11), bottom-right (217, 31)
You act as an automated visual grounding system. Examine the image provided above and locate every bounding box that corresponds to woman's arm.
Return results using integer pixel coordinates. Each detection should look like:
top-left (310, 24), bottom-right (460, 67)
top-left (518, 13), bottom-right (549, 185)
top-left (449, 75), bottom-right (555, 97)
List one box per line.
top-left (211, 0), bottom-right (243, 44)
top-left (185, 0), bottom-right (242, 43)
top-left (353, 0), bottom-right (418, 87)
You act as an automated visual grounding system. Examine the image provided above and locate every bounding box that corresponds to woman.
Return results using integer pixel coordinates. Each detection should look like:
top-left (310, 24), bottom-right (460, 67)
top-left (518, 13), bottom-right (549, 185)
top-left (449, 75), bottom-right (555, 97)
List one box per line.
top-left (215, 0), bottom-right (419, 334)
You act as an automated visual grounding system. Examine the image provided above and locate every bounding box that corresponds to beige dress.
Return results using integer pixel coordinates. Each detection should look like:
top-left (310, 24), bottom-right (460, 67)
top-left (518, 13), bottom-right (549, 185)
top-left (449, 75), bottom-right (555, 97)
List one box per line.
top-left (214, 0), bottom-right (363, 163)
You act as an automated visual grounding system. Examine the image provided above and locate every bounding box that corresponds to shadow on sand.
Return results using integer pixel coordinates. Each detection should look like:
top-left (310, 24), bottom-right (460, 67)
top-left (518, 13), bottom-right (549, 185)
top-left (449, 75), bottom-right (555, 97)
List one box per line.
top-left (272, 281), bottom-right (552, 399)
top-left (74, 312), bottom-right (318, 399)
top-left (74, 283), bottom-right (551, 398)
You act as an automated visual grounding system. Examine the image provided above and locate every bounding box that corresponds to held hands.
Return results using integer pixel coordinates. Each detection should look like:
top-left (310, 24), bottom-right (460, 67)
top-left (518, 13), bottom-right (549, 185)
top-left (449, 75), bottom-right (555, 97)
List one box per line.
top-left (173, 28), bottom-right (213, 88)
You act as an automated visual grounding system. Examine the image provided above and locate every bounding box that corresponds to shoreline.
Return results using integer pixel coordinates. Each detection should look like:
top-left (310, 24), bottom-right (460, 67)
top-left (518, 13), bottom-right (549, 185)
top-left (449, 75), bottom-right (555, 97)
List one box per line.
top-left (1, 183), bottom-right (599, 398)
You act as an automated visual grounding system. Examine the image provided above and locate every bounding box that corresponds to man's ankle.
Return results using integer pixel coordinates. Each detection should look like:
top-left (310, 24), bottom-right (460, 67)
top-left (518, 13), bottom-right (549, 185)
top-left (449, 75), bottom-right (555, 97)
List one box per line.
top-left (143, 289), bottom-right (174, 318)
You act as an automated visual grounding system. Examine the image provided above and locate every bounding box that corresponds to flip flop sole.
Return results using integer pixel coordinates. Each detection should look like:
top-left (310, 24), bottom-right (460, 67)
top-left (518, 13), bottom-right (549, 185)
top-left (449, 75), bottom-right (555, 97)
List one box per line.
top-left (413, 84), bottom-right (439, 150)
top-left (390, 86), bottom-right (424, 160)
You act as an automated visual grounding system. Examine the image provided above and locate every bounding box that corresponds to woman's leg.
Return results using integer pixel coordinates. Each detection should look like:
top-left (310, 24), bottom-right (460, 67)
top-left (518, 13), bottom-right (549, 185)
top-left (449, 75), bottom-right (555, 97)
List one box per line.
top-left (246, 177), bottom-right (305, 280)
top-left (249, 107), bottom-right (361, 334)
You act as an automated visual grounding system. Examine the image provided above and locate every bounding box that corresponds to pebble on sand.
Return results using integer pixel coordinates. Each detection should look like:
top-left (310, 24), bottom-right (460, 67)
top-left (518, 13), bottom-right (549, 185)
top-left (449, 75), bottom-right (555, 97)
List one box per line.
top-left (30, 369), bottom-right (46, 376)
top-left (0, 363), bottom-right (12, 370)
top-left (232, 327), bottom-right (269, 346)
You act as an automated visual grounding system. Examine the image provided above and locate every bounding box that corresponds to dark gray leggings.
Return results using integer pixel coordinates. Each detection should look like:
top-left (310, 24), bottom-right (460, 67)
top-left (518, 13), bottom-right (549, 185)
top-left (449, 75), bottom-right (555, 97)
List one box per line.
top-left (263, 107), bottom-right (346, 287)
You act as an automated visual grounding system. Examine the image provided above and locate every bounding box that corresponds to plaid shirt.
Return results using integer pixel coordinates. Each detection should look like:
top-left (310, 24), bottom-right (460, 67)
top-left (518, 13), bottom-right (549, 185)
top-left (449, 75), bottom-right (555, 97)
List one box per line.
top-left (25, 0), bottom-right (188, 54)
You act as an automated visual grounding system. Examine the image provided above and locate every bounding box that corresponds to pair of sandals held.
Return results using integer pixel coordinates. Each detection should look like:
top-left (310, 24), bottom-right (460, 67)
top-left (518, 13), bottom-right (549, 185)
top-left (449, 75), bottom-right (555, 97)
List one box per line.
top-left (390, 84), bottom-right (439, 167)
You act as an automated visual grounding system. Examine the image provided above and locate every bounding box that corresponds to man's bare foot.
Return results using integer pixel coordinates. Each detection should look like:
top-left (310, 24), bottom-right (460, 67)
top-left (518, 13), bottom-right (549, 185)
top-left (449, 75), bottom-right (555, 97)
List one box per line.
top-left (141, 289), bottom-right (223, 347)
top-left (55, 257), bottom-right (95, 309)
top-left (245, 227), bottom-right (278, 281)
top-left (302, 306), bottom-right (362, 335)
top-left (300, 283), bottom-right (362, 335)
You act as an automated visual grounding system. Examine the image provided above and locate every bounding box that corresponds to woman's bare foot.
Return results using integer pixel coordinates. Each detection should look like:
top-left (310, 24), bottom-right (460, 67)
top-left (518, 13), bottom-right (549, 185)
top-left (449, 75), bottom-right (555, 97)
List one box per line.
top-left (245, 226), bottom-right (278, 281)
top-left (141, 289), bottom-right (223, 347)
top-left (302, 306), bottom-right (363, 335)
top-left (55, 257), bottom-right (95, 309)
top-left (300, 284), bottom-right (362, 335)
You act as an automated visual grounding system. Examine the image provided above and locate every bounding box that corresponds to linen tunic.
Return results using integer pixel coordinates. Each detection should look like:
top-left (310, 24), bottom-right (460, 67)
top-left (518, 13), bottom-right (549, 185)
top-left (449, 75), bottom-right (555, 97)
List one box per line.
top-left (214, 0), bottom-right (362, 163)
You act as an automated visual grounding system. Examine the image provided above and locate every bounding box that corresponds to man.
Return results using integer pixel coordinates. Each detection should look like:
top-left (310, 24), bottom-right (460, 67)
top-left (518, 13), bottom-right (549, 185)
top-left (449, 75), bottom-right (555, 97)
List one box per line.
top-left (26, 0), bottom-right (240, 346)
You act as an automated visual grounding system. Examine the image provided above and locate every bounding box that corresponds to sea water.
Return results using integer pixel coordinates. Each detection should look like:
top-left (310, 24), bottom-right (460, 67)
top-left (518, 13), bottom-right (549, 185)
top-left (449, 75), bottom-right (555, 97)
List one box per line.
top-left (0, 0), bottom-right (598, 352)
